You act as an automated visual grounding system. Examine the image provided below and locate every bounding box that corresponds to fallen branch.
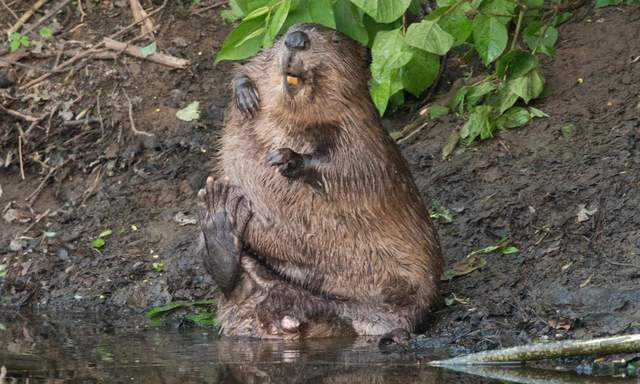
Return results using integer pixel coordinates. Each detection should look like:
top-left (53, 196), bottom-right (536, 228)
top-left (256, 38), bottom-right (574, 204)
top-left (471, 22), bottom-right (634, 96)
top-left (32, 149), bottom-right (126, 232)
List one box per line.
top-left (123, 92), bottom-right (154, 137)
top-left (429, 334), bottom-right (640, 366)
top-left (0, 104), bottom-right (41, 122)
top-left (103, 38), bottom-right (189, 69)
top-left (7, 0), bottom-right (48, 36)
top-left (439, 364), bottom-right (631, 384)
top-left (22, 0), bottom-right (168, 88)
top-left (129, 0), bottom-right (155, 36)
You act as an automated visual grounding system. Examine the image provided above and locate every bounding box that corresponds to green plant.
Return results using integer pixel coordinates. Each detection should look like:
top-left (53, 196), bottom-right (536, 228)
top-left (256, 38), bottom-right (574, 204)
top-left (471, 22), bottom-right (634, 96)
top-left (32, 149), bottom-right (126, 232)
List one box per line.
top-left (9, 32), bottom-right (30, 52)
top-left (216, 0), bottom-right (573, 145)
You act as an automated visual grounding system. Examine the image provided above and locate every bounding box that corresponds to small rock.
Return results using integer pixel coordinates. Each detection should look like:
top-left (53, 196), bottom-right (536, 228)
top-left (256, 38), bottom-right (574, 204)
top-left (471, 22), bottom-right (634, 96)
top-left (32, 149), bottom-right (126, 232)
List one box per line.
top-left (172, 37), bottom-right (189, 48)
top-left (56, 248), bottom-right (69, 260)
top-left (9, 239), bottom-right (27, 252)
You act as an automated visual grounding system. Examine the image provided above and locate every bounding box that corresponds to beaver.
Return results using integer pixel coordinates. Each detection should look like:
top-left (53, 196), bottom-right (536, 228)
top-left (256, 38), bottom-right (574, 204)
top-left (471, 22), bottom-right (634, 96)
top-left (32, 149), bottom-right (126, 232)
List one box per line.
top-left (197, 23), bottom-right (443, 339)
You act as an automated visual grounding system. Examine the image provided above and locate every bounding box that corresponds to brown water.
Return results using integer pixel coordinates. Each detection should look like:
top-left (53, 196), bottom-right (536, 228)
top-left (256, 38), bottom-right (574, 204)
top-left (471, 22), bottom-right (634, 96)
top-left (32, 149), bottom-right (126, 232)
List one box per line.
top-left (0, 312), bottom-right (635, 384)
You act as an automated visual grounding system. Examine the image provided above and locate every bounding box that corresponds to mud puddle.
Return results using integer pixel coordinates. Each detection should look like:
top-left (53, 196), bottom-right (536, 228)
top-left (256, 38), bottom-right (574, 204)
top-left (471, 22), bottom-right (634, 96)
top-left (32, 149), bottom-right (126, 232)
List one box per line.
top-left (0, 313), bottom-right (635, 384)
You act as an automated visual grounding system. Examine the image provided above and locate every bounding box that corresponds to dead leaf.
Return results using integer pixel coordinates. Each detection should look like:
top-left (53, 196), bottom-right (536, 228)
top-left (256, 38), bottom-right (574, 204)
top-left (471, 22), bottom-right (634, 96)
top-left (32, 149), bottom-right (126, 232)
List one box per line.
top-left (3, 209), bottom-right (32, 224)
top-left (0, 182), bottom-right (3, 199)
top-left (441, 254), bottom-right (487, 281)
top-left (580, 273), bottom-right (593, 288)
top-left (576, 204), bottom-right (598, 222)
top-left (548, 319), bottom-right (572, 331)
top-left (173, 212), bottom-right (196, 226)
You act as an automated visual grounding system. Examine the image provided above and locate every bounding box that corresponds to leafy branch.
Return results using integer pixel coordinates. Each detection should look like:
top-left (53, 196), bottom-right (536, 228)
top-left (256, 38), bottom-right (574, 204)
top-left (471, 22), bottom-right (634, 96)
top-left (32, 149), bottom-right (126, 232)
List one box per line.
top-left (215, 0), bottom-right (578, 147)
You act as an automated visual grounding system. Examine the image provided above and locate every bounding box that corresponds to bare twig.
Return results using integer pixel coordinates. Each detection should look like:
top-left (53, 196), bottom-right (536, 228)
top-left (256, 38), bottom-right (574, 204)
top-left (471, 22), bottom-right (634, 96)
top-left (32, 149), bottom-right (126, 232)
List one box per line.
top-left (0, 56), bottom-right (57, 73)
top-left (192, 0), bottom-right (226, 15)
top-left (0, 104), bottom-right (40, 122)
top-left (0, 0), bottom-right (18, 21)
top-left (26, 162), bottom-right (64, 204)
top-left (7, 0), bottom-right (48, 35)
top-left (22, 0), bottom-right (73, 36)
top-left (103, 38), bottom-right (190, 69)
top-left (77, 0), bottom-right (86, 22)
top-left (22, 208), bottom-right (51, 234)
top-left (22, 0), bottom-right (168, 88)
top-left (17, 128), bottom-right (25, 180)
top-left (123, 91), bottom-right (154, 137)
top-left (129, 0), bottom-right (155, 36)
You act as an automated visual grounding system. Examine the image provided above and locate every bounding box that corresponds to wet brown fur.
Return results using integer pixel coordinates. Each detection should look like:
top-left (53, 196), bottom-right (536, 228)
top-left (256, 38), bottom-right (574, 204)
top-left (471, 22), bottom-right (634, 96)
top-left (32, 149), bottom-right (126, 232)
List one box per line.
top-left (208, 24), bottom-right (443, 338)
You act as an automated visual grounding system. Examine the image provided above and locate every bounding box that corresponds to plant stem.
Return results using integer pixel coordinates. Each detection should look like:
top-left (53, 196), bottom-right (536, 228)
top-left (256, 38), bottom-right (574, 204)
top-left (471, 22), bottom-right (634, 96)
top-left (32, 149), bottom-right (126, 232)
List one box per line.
top-left (510, 8), bottom-right (525, 51)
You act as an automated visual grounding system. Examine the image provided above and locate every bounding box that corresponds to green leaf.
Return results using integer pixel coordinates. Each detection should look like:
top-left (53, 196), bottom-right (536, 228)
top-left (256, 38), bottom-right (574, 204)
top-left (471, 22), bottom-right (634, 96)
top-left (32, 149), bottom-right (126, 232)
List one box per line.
top-left (244, 5), bottom-right (270, 20)
top-left (523, 22), bottom-right (558, 56)
top-left (186, 312), bottom-right (218, 327)
top-left (91, 238), bottom-right (106, 249)
top-left (263, 0), bottom-right (291, 47)
top-left (176, 101), bottom-right (201, 122)
top-left (370, 69), bottom-right (403, 116)
top-left (140, 42), bottom-right (157, 58)
top-left (508, 69), bottom-right (544, 103)
top-left (370, 28), bottom-right (413, 80)
top-left (401, 48), bottom-right (440, 97)
top-left (552, 11), bottom-right (573, 26)
top-left (449, 86), bottom-right (469, 114)
top-left (146, 300), bottom-right (216, 319)
top-left (466, 81), bottom-right (497, 106)
top-left (501, 246), bottom-right (519, 254)
top-left (496, 50), bottom-right (538, 79)
top-left (460, 105), bottom-right (494, 143)
top-left (595, 0), bottom-right (623, 7)
top-left (215, 17), bottom-right (265, 63)
top-left (528, 106), bottom-right (548, 118)
top-left (405, 19), bottom-right (455, 55)
top-left (308, 0), bottom-right (336, 28)
top-left (479, 0), bottom-right (516, 25)
top-left (430, 105), bottom-right (450, 119)
top-left (9, 32), bottom-right (27, 52)
top-left (98, 229), bottom-right (113, 238)
top-left (146, 302), bottom-right (187, 319)
top-left (0, 264), bottom-right (7, 278)
top-left (349, 0), bottom-right (412, 23)
top-left (496, 106), bottom-right (531, 129)
top-left (439, 5), bottom-right (473, 45)
top-left (152, 262), bottom-right (165, 272)
top-left (334, 0), bottom-right (369, 44)
top-left (472, 15), bottom-right (508, 65)
top-left (39, 26), bottom-right (53, 39)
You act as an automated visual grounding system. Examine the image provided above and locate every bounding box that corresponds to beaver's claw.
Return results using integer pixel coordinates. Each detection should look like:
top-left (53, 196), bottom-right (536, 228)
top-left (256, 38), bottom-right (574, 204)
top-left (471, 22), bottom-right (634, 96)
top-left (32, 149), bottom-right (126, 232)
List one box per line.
top-left (233, 75), bottom-right (260, 117)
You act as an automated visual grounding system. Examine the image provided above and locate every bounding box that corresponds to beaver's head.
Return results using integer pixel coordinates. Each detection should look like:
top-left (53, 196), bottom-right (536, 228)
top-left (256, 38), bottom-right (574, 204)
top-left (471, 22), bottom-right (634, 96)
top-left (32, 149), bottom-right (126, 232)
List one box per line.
top-left (273, 23), bottom-right (370, 114)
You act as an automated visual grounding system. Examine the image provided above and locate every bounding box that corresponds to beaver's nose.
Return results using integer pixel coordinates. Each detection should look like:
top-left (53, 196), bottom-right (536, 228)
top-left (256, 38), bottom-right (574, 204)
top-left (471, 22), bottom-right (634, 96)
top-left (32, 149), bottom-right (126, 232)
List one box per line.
top-left (284, 30), bottom-right (310, 50)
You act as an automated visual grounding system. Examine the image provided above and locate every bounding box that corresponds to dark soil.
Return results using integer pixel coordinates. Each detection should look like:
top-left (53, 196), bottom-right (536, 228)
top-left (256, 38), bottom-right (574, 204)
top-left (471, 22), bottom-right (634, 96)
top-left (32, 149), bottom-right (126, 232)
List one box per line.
top-left (1, 1), bottom-right (639, 351)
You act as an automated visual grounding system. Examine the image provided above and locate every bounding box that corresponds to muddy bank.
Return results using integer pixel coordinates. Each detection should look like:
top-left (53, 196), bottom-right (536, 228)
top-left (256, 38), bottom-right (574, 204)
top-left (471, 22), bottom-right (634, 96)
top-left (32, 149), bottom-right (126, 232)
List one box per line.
top-left (0, 2), bottom-right (639, 349)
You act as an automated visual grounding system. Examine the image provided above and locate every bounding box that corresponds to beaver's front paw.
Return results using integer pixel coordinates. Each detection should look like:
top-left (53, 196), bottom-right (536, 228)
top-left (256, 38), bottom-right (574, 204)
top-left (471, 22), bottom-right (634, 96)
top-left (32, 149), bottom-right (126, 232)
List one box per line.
top-left (267, 148), bottom-right (304, 179)
top-left (197, 177), bottom-right (253, 295)
top-left (233, 75), bottom-right (259, 117)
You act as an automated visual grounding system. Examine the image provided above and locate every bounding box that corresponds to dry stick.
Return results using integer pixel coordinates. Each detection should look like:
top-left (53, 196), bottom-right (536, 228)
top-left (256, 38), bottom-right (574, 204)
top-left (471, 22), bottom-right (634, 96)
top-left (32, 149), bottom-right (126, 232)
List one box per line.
top-left (429, 334), bottom-right (640, 366)
top-left (22, 0), bottom-right (74, 36)
top-left (0, 104), bottom-right (40, 122)
top-left (129, 0), bottom-right (154, 36)
top-left (123, 92), bottom-right (154, 137)
top-left (22, 0), bottom-right (168, 89)
top-left (7, 0), bottom-right (49, 35)
top-left (26, 162), bottom-right (64, 204)
top-left (103, 38), bottom-right (190, 69)
top-left (0, 0), bottom-right (19, 21)
top-left (17, 130), bottom-right (25, 180)
top-left (438, 364), bottom-right (629, 384)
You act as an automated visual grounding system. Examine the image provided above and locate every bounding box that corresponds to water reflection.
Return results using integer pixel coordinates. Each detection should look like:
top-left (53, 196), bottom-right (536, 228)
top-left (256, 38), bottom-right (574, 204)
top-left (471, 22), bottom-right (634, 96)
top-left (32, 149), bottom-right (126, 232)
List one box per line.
top-left (0, 312), bottom-right (635, 383)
